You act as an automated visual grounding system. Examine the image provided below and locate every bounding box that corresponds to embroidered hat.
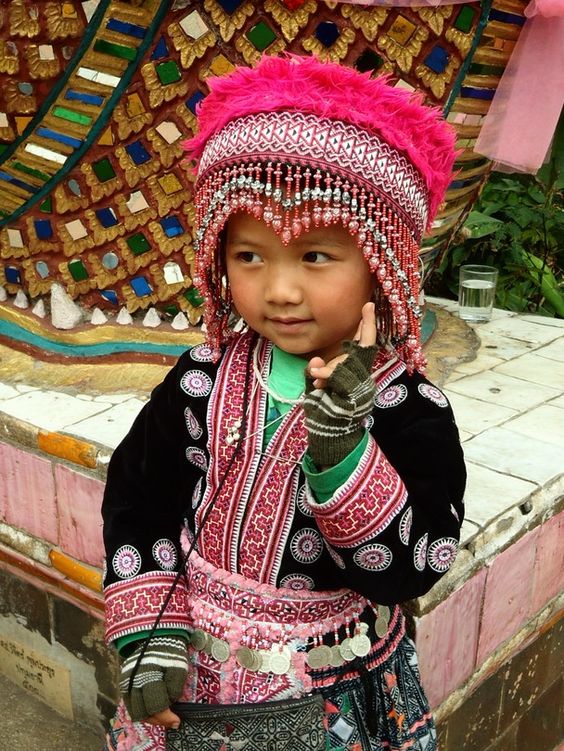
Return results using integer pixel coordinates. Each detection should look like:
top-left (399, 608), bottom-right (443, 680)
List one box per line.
top-left (183, 55), bottom-right (456, 372)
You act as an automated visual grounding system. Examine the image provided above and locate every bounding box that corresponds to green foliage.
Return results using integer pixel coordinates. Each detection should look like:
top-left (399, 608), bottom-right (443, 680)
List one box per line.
top-left (438, 116), bottom-right (564, 317)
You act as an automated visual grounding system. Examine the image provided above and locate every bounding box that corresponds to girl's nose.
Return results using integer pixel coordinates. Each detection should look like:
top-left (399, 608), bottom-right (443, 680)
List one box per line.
top-left (264, 267), bottom-right (302, 305)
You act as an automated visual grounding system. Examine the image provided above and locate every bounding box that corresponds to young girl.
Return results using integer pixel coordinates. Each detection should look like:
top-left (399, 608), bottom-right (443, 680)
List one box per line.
top-left (102, 55), bottom-right (466, 751)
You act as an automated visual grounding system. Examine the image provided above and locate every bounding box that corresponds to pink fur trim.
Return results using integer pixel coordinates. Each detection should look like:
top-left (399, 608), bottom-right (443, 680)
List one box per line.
top-left (183, 55), bottom-right (456, 226)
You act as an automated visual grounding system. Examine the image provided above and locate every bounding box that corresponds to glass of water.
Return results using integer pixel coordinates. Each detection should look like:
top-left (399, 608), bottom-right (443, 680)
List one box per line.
top-left (458, 265), bottom-right (499, 322)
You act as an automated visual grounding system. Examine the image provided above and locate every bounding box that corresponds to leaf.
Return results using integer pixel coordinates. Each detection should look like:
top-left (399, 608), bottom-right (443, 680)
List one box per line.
top-left (527, 185), bottom-right (546, 204)
top-left (464, 211), bottom-right (504, 238)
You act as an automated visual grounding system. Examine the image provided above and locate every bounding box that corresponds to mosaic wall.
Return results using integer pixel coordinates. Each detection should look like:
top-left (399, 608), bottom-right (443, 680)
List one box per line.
top-left (0, 0), bottom-right (527, 327)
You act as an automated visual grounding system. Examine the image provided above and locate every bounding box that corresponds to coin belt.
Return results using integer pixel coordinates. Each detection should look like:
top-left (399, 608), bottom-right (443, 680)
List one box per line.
top-left (189, 604), bottom-right (392, 675)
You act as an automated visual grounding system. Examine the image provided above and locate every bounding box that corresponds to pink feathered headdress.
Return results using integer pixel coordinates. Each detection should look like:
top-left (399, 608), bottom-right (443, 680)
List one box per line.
top-left (183, 55), bottom-right (456, 372)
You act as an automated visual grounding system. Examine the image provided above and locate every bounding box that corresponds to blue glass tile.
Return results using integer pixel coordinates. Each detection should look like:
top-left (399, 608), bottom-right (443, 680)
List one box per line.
top-left (160, 216), bottom-right (184, 237)
top-left (450, 174), bottom-right (482, 189)
top-left (101, 290), bottom-right (119, 305)
top-left (96, 207), bottom-right (118, 228)
top-left (131, 276), bottom-right (153, 297)
top-left (65, 89), bottom-right (105, 106)
top-left (34, 219), bottom-right (53, 240)
top-left (489, 9), bottom-right (525, 26)
top-left (186, 90), bottom-right (205, 115)
top-left (151, 35), bottom-right (169, 60)
top-left (0, 171), bottom-right (37, 193)
top-left (315, 21), bottom-right (340, 47)
top-left (106, 18), bottom-right (147, 39)
top-left (37, 127), bottom-right (83, 149)
top-left (5, 266), bottom-right (21, 284)
top-left (217, 0), bottom-right (243, 13)
top-left (460, 86), bottom-right (495, 100)
top-left (125, 140), bottom-right (151, 165)
top-left (424, 46), bottom-right (449, 74)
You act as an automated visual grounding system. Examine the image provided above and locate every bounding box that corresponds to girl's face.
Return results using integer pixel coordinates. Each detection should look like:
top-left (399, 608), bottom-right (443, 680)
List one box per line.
top-left (225, 212), bottom-right (376, 362)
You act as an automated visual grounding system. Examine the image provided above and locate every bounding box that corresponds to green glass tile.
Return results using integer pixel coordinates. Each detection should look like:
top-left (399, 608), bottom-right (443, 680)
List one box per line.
top-left (53, 106), bottom-right (92, 126)
top-left (246, 21), bottom-right (277, 52)
top-left (165, 304), bottom-right (179, 315)
top-left (0, 144), bottom-right (7, 156)
top-left (341, 694), bottom-right (351, 714)
top-left (39, 196), bottom-right (52, 213)
top-left (454, 5), bottom-right (475, 33)
top-left (68, 259), bottom-right (89, 281)
top-left (127, 232), bottom-right (151, 255)
top-left (184, 286), bottom-right (204, 306)
top-left (92, 157), bottom-right (116, 182)
top-left (12, 161), bottom-right (50, 181)
top-left (93, 38), bottom-right (137, 61)
top-left (156, 60), bottom-right (182, 85)
top-left (469, 62), bottom-right (505, 77)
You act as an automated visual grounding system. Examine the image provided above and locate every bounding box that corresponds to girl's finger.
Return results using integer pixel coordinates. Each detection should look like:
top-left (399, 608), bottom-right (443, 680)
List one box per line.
top-left (359, 302), bottom-right (377, 347)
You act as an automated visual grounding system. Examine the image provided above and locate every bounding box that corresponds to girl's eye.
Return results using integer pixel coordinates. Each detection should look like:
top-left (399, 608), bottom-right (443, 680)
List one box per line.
top-left (237, 251), bottom-right (262, 263)
top-left (303, 251), bottom-right (330, 263)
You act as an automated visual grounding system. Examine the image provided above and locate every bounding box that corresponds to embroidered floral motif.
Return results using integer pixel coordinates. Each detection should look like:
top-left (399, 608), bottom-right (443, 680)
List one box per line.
top-left (418, 383), bottom-right (448, 407)
top-left (280, 574), bottom-right (315, 591)
top-left (186, 447), bottom-right (208, 471)
top-left (353, 543), bottom-right (393, 571)
top-left (325, 542), bottom-right (346, 570)
top-left (376, 384), bottom-right (408, 409)
top-left (189, 343), bottom-right (215, 362)
top-left (112, 545), bottom-right (141, 579)
top-left (413, 533), bottom-right (428, 571)
top-left (363, 415), bottom-right (374, 430)
top-left (192, 477), bottom-right (203, 509)
top-left (296, 485), bottom-right (313, 517)
top-left (290, 528), bottom-right (323, 564)
top-left (184, 406), bottom-right (203, 439)
top-left (180, 369), bottom-right (212, 397)
top-left (152, 539), bottom-right (178, 571)
top-left (399, 506), bottom-right (413, 545)
top-left (427, 537), bottom-right (458, 572)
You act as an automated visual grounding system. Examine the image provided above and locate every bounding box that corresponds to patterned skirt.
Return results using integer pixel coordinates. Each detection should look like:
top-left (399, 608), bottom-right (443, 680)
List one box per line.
top-left (103, 634), bottom-right (436, 751)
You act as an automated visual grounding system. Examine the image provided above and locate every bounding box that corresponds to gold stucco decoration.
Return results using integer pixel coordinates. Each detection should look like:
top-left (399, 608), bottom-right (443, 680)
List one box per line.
top-left (264, 0), bottom-right (318, 43)
top-left (80, 162), bottom-right (124, 203)
top-left (203, 0), bottom-right (255, 43)
top-left (115, 193), bottom-right (158, 232)
top-left (115, 144), bottom-right (160, 188)
top-left (378, 22), bottom-right (429, 74)
top-left (4, 79), bottom-right (37, 114)
top-left (88, 251), bottom-right (128, 292)
top-left (149, 260), bottom-right (187, 302)
top-left (21, 258), bottom-right (53, 298)
top-left (167, 20), bottom-right (216, 70)
top-left (0, 40), bottom-right (20, 75)
top-left (234, 33), bottom-right (286, 66)
top-left (117, 236), bottom-right (160, 276)
top-left (141, 61), bottom-right (189, 109)
top-left (57, 258), bottom-right (99, 298)
top-left (9, 0), bottom-right (40, 39)
top-left (302, 26), bottom-right (356, 62)
top-left (417, 6), bottom-right (454, 37)
top-left (147, 172), bottom-right (189, 216)
top-left (340, 4), bottom-right (388, 43)
top-left (445, 26), bottom-right (474, 56)
top-left (415, 55), bottom-right (460, 99)
top-left (146, 127), bottom-right (183, 170)
top-left (26, 44), bottom-right (61, 79)
top-left (53, 183), bottom-right (89, 215)
top-left (113, 98), bottom-right (154, 141)
top-left (44, 1), bottom-right (84, 39)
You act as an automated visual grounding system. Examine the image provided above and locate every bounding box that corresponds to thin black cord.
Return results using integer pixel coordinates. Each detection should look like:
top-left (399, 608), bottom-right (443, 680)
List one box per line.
top-left (127, 337), bottom-right (257, 694)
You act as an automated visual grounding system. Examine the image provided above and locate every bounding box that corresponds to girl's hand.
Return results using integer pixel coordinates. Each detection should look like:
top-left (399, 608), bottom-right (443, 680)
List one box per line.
top-left (307, 302), bottom-right (377, 389)
top-left (145, 707), bottom-right (181, 730)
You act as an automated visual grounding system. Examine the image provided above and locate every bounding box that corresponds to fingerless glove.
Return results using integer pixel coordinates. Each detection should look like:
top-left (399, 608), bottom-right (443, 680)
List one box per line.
top-left (303, 341), bottom-right (377, 467)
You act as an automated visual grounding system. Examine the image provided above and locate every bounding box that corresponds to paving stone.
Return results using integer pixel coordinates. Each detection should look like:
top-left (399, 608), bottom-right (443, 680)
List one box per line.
top-left (442, 390), bottom-right (518, 435)
top-left (0, 569), bottom-right (52, 642)
top-left (452, 352), bottom-right (505, 377)
top-left (463, 427), bottom-right (564, 486)
top-left (0, 390), bottom-right (113, 432)
top-left (517, 314), bottom-right (564, 329)
top-left (446, 370), bottom-right (559, 412)
top-left (0, 383), bottom-right (19, 399)
top-left (67, 398), bottom-right (146, 449)
top-left (463, 462), bottom-right (537, 527)
top-left (534, 338), bottom-right (564, 362)
top-left (472, 330), bottom-right (539, 360)
top-left (550, 394), bottom-right (564, 408)
top-left (494, 353), bottom-right (564, 390)
top-left (475, 317), bottom-right (562, 346)
top-left (502, 405), bottom-right (564, 449)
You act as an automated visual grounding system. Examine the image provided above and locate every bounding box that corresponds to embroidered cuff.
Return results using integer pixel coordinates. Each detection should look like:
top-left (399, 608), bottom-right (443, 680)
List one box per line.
top-left (104, 571), bottom-right (190, 643)
top-left (305, 434), bottom-right (407, 548)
